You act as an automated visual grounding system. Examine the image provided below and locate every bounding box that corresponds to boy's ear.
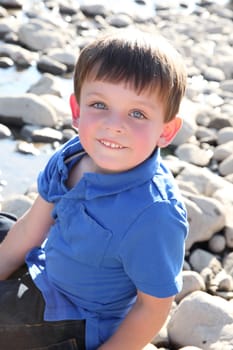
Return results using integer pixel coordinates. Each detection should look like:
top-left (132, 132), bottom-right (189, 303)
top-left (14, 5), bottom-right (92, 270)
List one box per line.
top-left (157, 116), bottom-right (182, 148)
top-left (69, 93), bottom-right (80, 128)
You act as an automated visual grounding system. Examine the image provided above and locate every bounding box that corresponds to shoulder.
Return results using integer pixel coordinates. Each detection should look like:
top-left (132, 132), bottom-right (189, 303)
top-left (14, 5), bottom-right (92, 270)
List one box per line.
top-left (37, 136), bottom-right (82, 201)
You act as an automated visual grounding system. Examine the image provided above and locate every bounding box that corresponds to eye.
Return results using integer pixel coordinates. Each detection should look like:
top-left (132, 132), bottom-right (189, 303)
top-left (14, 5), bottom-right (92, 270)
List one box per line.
top-left (91, 102), bottom-right (107, 110)
top-left (129, 110), bottom-right (146, 120)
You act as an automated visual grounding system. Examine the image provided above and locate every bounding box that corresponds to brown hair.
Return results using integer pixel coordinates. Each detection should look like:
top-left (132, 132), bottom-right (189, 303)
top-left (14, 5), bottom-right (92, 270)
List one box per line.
top-left (73, 29), bottom-right (187, 122)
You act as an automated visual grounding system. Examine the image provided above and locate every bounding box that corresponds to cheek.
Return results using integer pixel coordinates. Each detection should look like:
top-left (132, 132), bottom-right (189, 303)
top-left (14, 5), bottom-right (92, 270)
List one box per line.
top-left (78, 116), bottom-right (98, 146)
top-left (132, 125), bottom-right (157, 147)
top-left (78, 116), bottom-right (93, 133)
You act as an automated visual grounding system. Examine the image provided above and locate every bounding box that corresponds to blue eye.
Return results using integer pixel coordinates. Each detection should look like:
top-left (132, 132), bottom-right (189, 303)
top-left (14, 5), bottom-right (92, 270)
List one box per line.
top-left (92, 102), bottom-right (106, 110)
top-left (130, 110), bottom-right (145, 120)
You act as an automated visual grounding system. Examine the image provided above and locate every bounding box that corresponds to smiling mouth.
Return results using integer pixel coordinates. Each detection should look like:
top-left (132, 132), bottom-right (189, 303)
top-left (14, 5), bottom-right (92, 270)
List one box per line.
top-left (99, 139), bottom-right (124, 149)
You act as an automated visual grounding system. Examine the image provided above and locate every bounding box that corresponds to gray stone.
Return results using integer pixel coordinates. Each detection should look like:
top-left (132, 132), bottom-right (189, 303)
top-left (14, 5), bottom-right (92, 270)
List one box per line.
top-left (0, 94), bottom-right (58, 127)
top-left (0, 42), bottom-right (37, 67)
top-left (47, 49), bottom-right (77, 73)
top-left (171, 98), bottom-right (198, 146)
top-left (189, 249), bottom-right (222, 274)
top-left (27, 73), bottom-right (62, 97)
top-left (220, 80), bottom-right (233, 93)
top-left (183, 193), bottom-right (225, 250)
top-left (223, 252), bottom-right (233, 278)
top-left (28, 127), bottom-right (63, 143)
top-left (202, 66), bottom-right (225, 82)
top-left (208, 115), bottom-right (233, 130)
top-left (0, 17), bottom-right (18, 38)
top-left (41, 95), bottom-right (71, 124)
top-left (213, 141), bottom-right (233, 161)
top-left (213, 270), bottom-right (233, 292)
top-left (18, 19), bottom-right (66, 51)
top-left (0, 123), bottom-right (11, 138)
top-left (175, 143), bottom-right (213, 167)
top-left (168, 291), bottom-right (233, 350)
top-left (0, 5), bottom-right (8, 17)
top-left (208, 234), bottom-right (226, 254)
top-left (16, 141), bottom-right (40, 156)
top-left (107, 14), bottom-right (133, 27)
top-left (219, 154), bottom-right (233, 177)
top-left (20, 125), bottom-right (63, 143)
top-left (0, 0), bottom-right (23, 9)
top-left (0, 56), bottom-right (14, 68)
top-left (37, 55), bottom-right (67, 76)
top-left (80, 4), bottom-right (109, 17)
top-left (217, 127), bottom-right (233, 145)
top-left (177, 163), bottom-right (233, 197)
top-left (175, 271), bottom-right (205, 303)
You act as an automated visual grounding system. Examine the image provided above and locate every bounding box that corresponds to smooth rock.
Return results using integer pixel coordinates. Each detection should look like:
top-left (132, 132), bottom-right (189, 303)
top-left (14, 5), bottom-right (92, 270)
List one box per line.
top-left (168, 291), bottom-right (233, 350)
top-left (107, 13), bottom-right (133, 27)
top-left (195, 126), bottom-right (217, 141)
top-left (0, 56), bottom-right (14, 68)
top-left (177, 163), bottom-right (233, 196)
top-left (189, 249), bottom-right (222, 274)
top-left (41, 94), bottom-right (71, 124)
top-left (0, 42), bottom-right (37, 67)
top-left (213, 270), bottom-right (233, 292)
top-left (0, 94), bottom-right (58, 127)
top-left (20, 125), bottom-right (63, 143)
top-left (225, 228), bottom-right (233, 249)
top-left (213, 141), bottom-right (233, 161)
top-left (37, 55), bottom-right (67, 75)
top-left (16, 141), bottom-right (40, 155)
top-left (0, 5), bottom-right (8, 17)
top-left (0, 17), bottom-right (18, 38)
top-left (0, 123), bottom-right (11, 138)
top-left (27, 127), bottom-right (63, 143)
top-left (208, 234), bottom-right (226, 254)
top-left (182, 192), bottom-right (225, 250)
top-left (202, 66), bottom-right (225, 82)
top-left (219, 154), bottom-right (233, 177)
top-left (27, 73), bottom-right (62, 97)
top-left (208, 115), bottom-right (233, 129)
top-left (80, 4), bottom-right (109, 17)
top-left (175, 143), bottom-right (213, 167)
top-left (220, 79), bottom-right (233, 93)
top-left (0, 0), bottom-right (23, 9)
top-left (217, 127), bottom-right (233, 145)
top-left (175, 271), bottom-right (205, 303)
top-left (47, 49), bottom-right (77, 73)
top-left (172, 98), bottom-right (198, 146)
top-left (18, 19), bottom-right (66, 51)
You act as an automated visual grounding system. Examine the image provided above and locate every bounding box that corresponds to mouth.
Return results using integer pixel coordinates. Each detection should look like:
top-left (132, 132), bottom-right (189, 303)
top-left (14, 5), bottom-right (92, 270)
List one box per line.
top-left (98, 139), bottom-right (125, 149)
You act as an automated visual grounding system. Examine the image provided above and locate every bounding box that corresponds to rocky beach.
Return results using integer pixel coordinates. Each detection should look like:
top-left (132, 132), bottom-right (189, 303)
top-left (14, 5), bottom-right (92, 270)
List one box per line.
top-left (0, 0), bottom-right (233, 349)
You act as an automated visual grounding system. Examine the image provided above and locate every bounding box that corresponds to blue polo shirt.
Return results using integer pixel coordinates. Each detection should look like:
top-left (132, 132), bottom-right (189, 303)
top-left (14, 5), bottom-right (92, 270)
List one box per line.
top-left (26, 136), bottom-right (188, 350)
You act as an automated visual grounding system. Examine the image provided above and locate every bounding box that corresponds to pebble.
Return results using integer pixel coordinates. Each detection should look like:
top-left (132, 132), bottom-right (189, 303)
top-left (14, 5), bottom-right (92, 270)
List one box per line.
top-left (0, 123), bottom-right (11, 138)
top-left (0, 1), bottom-right (233, 349)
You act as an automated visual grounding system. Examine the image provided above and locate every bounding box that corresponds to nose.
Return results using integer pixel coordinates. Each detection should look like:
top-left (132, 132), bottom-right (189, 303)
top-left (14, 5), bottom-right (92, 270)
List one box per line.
top-left (104, 112), bottom-right (125, 133)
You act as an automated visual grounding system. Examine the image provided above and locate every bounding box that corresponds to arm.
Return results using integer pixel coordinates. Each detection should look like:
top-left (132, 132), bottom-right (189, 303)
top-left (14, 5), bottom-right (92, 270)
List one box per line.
top-left (0, 195), bottom-right (54, 280)
top-left (98, 290), bottom-right (174, 350)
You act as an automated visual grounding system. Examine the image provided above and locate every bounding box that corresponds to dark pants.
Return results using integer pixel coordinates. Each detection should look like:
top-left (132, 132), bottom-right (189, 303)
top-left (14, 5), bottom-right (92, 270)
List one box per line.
top-left (0, 213), bottom-right (86, 350)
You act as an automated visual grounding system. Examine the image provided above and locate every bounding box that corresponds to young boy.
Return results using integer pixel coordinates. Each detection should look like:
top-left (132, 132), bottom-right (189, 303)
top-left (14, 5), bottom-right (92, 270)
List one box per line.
top-left (0, 29), bottom-right (188, 350)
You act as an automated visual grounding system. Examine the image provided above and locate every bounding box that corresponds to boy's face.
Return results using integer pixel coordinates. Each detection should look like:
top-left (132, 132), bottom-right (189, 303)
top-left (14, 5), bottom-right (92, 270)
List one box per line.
top-left (71, 79), bottom-right (181, 174)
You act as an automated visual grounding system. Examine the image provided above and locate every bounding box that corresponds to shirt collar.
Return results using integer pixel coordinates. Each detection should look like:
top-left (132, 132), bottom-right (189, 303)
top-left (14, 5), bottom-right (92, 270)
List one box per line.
top-left (59, 137), bottom-right (161, 199)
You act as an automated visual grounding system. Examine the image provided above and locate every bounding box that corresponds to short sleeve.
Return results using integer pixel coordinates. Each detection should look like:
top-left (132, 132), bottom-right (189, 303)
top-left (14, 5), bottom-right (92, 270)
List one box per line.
top-left (37, 150), bottom-right (64, 202)
top-left (119, 200), bottom-right (188, 298)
